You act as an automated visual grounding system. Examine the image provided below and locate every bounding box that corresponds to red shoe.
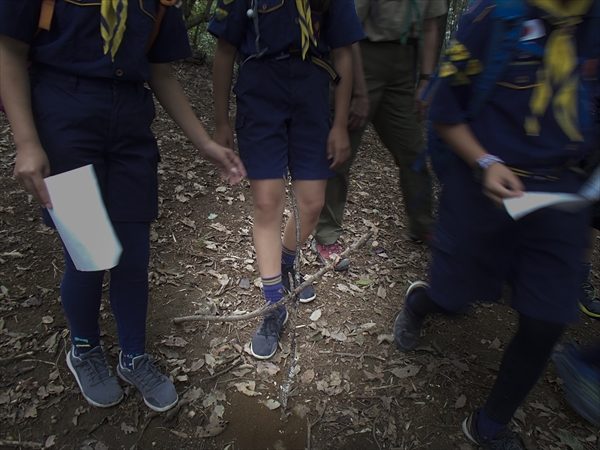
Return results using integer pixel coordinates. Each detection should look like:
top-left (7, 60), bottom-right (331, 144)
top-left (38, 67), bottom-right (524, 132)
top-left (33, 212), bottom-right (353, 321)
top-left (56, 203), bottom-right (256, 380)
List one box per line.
top-left (311, 239), bottom-right (350, 271)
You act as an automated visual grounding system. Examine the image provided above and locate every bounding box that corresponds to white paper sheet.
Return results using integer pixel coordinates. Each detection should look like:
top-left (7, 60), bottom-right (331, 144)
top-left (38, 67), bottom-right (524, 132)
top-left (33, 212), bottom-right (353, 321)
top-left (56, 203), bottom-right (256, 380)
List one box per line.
top-left (578, 165), bottom-right (600, 202)
top-left (44, 165), bottom-right (122, 271)
top-left (503, 192), bottom-right (591, 220)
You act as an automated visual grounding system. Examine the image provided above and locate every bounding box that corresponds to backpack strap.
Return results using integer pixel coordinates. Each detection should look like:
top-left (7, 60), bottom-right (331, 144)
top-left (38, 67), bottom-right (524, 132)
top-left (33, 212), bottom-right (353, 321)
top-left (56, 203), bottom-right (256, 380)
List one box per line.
top-left (466, 0), bottom-right (526, 120)
top-left (146, 0), bottom-right (178, 53)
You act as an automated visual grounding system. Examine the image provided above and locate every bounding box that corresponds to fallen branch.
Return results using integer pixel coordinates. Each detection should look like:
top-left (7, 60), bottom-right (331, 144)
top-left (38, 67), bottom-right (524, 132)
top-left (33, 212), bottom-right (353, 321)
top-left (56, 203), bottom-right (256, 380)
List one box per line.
top-left (0, 351), bottom-right (34, 364)
top-left (173, 231), bottom-right (373, 324)
top-left (0, 439), bottom-right (43, 449)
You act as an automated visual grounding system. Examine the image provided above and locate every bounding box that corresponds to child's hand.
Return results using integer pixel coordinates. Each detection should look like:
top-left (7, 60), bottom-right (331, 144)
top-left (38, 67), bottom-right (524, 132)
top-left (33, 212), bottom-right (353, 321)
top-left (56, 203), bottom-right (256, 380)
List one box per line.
top-left (482, 163), bottom-right (525, 207)
top-left (327, 125), bottom-right (351, 169)
top-left (348, 95), bottom-right (369, 131)
top-left (198, 140), bottom-right (246, 185)
top-left (14, 143), bottom-right (52, 208)
top-left (214, 124), bottom-right (236, 150)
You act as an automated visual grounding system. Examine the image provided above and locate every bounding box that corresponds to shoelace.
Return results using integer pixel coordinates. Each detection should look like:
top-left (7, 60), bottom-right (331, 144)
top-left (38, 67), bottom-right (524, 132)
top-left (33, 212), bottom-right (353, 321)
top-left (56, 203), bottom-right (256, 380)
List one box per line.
top-left (257, 311), bottom-right (285, 337)
top-left (582, 282), bottom-right (596, 297)
top-left (130, 356), bottom-right (164, 390)
top-left (488, 429), bottom-right (522, 450)
top-left (80, 352), bottom-right (111, 386)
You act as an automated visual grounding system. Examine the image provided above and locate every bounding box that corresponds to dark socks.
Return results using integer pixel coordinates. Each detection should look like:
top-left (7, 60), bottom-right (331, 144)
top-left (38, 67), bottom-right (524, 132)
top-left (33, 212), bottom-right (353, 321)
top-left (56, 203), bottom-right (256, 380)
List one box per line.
top-left (262, 274), bottom-right (283, 305)
top-left (476, 409), bottom-right (507, 440)
top-left (407, 288), bottom-right (450, 319)
top-left (281, 244), bottom-right (296, 271)
top-left (481, 314), bottom-right (565, 438)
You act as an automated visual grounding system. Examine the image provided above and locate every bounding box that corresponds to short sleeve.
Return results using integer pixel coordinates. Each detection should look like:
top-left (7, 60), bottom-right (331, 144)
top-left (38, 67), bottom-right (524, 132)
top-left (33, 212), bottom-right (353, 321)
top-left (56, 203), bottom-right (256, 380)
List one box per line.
top-left (424, 0), bottom-right (448, 20)
top-left (147, 4), bottom-right (192, 64)
top-left (322, 0), bottom-right (366, 49)
top-left (0, 0), bottom-right (42, 43)
top-left (207, 0), bottom-right (249, 48)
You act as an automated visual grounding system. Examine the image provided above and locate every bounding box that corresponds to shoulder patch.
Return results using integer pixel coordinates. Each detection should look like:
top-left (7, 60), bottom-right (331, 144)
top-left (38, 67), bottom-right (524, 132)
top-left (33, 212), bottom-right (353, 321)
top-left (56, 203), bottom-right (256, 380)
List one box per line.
top-left (223, 0), bottom-right (235, 4)
top-left (215, 7), bottom-right (229, 21)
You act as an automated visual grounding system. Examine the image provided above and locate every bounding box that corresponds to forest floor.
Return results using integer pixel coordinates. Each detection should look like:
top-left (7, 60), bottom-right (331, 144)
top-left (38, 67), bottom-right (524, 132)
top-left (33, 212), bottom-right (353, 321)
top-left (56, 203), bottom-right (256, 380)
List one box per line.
top-left (0, 60), bottom-right (599, 450)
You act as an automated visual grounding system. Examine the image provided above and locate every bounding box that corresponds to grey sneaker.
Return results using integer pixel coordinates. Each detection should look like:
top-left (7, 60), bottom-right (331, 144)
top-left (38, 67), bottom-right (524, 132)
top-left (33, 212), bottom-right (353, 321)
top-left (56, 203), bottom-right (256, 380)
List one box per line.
top-left (117, 353), bottom-right (178, 412)
top-left (462, 410), bottom-right (524, 450)
top-left (250, 307), bottom-right (289, 360)
top-left (393, 281), bottom-right (429, 352)
top-left (282, 267), bottom-right (316, 303)
top-left (66, 346), bottom-right (123, 408)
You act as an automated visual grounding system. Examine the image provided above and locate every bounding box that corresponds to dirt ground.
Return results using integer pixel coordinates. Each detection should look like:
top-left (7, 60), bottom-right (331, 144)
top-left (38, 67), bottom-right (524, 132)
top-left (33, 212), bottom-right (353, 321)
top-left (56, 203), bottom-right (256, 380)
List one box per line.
top-left (1, 60), bottom-right (599, 450)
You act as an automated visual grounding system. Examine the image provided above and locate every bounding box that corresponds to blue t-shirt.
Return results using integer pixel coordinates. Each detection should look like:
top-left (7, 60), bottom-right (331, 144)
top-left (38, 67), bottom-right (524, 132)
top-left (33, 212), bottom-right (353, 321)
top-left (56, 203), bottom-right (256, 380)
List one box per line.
top-left (0, 0), bottom-right (192, 82)
top-left (429, 0), bottom-right (600, 169)
top-left (207, 0), bottom-right (365, 58)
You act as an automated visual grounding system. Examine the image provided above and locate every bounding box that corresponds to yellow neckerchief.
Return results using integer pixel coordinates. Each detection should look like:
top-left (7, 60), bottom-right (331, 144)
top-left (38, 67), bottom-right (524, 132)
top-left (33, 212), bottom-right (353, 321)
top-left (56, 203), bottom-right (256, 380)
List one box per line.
top-left (524, 0), bottom-right (593, 141)
top-left (101, 0), bottom-right (129, 61)
top-left (296, 0), bottom-right (317, 59)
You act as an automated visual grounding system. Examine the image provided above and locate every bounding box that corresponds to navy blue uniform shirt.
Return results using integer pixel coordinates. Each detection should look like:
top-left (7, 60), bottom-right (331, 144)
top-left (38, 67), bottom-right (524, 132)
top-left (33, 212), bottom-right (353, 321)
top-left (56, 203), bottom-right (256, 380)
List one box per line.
top-left (429, 0), bottom-right (600, 170)
top-left (0, 0), bottom-right (192, 82)
top-left (207, 0), bottom-right (365, 57)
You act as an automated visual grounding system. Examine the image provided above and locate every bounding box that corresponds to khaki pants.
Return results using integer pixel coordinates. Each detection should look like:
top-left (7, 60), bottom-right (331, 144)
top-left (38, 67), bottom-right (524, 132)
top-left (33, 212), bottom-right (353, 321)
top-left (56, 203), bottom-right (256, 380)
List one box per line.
top-left (314, 40), bottom-right (435, 245)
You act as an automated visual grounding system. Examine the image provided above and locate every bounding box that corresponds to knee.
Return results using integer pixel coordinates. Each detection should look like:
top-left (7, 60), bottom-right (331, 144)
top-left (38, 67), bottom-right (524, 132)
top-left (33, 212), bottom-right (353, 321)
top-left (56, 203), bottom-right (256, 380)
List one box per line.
top-left (254, 196), bottom-right (285, 220)
top-left (299, 196), bottom-right (325, 222)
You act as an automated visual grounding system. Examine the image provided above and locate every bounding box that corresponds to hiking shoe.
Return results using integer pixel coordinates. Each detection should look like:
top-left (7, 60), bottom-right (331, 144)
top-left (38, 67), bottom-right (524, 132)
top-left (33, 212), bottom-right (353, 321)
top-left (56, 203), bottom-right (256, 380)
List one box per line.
top-left (406, 230), bottom-right (434, 245)
top-left (552, 344), bottom-right (600, 427)
top-left (117, 353), bottom-right (178, 412)
top-left (579, 278), bottom-right (600, 319)
top-left (393, 281), bottom-right (429, 352)
top-left (579, 295), bottom-right (600, 319)
top-left (282, 266), bottom-right (316, 303)
top-left (462, 410), bottom-right (524, 450)
top-left (66, 346), bottom-right (124, 408)
top-left (250, 307), bottom-right (289, 360)
top-left (311, 239), bottom-right (349, 271)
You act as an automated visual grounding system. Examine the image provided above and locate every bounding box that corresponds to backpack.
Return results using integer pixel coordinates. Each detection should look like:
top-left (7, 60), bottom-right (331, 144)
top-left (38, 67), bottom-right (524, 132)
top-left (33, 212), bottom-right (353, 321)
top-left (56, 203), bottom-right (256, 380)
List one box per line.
top-left (0, 0), bottom-right (174, 114)
top-left (414, 0), bottom-right (528, 181)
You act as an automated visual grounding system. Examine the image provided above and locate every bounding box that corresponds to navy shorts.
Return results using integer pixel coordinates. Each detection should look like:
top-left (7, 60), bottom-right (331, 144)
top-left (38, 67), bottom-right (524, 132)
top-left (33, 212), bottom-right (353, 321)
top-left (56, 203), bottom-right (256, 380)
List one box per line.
top-left (234, 56), bottom-right (335, 180)
top-left (31, 65), bottom-right (159, 223)
top-left (428, 159), bottom-right (590, 324)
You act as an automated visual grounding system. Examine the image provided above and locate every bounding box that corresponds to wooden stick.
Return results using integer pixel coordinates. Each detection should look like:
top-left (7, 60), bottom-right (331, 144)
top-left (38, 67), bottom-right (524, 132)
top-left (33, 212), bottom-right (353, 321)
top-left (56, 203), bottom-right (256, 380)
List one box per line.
top-left (172, 231), bottom-right (373, 324)
top-left (0, 439), bottom-right (43, 449)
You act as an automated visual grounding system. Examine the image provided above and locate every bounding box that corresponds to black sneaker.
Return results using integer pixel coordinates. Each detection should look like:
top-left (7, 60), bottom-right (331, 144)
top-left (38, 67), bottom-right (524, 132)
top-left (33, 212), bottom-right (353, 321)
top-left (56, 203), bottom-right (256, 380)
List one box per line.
top-left (250, 307), bottom-right (289, 359)
top-left (282, 266), bottom-right (316, 303)
top-left (66, 346), bottom-right (123, 408)
top-left (393, 281), bottom-right (428, 352)
top-left (462, 410), bottom-right (524, 450)
top-left (117, 353), bottom-right (178, 412)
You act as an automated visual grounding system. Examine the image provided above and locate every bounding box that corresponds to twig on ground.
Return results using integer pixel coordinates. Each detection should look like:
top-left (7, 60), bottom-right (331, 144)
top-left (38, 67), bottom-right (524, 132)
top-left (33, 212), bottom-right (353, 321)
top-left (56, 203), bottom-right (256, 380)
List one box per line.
top-left (372, 411), bottom-right (383, 450)
top-left (172, 231), bottom-right (373, 324)
top-left (198, 359), bottom-right (243, 383)
top-left (0, 351), bottom-right (34, 364)
top-left (306, 402), bottom-right (327, 450)
top-left (130, 411), bottom-right (159, 450)
top-left (0, 439), bottom-right (43, 448)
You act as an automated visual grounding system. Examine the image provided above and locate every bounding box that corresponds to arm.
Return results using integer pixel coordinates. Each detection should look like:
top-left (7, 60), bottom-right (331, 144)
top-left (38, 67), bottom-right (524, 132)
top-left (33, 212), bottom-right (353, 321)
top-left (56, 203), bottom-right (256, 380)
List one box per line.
top-left (0, 35), bottom-right (52, 207)
top-left (434, 122), bottom-right (524, 206)
top-left (414, 17), bottom-right (438, 120)
top-left (328, 44), bottom-right (353, 168)
top-left (347, 42), bottom-right (369, 131)
top-left (212, 37), bottom-right (237, 149)
top-left (148, 62), bottom-right (246, 184)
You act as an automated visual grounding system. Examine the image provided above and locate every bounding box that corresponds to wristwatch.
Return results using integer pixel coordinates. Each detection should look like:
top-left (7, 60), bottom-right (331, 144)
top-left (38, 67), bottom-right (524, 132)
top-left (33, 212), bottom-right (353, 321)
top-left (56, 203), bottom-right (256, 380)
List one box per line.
top-left (473, 154), bottom-right (505, 182)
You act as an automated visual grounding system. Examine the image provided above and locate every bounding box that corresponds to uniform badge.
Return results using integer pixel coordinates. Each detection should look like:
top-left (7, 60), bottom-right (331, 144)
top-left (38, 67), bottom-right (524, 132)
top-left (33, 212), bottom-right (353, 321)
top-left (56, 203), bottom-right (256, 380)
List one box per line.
top-left (223, 0), bottom-right (235, 4)
top-left (520, 19), bottom-right (545, 41)
top-left (446, 41), bottom-right (471, 62)
top-left (215, 7), bottom-right (229, 21)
